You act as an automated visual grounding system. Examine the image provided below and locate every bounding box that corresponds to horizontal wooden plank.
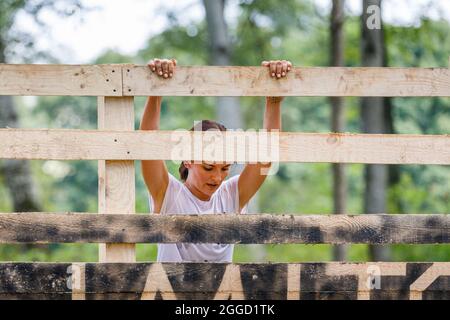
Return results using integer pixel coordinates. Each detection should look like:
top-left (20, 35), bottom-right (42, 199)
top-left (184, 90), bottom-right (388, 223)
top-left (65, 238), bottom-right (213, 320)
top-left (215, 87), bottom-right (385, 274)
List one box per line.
top-left (124, 66), bottom-right (450, 96)
top-left (0, 213), bottom-right (448, 244)
top-left (0, 64), bottom-right (122, 96)
top-left (0, 262), bottom-right (448, 300)
top-left (0, 129), bottom-right (449, 164)
top-left (2, 64), bottom-right (450, 97)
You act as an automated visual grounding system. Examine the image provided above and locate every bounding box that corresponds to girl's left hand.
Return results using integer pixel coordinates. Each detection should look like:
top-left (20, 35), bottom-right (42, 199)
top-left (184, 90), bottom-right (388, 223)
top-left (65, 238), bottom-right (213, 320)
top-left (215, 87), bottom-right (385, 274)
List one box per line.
top-left (262, 60), bottom-right (292, 103)
top-left (261, 60), bottom-right (292, 79)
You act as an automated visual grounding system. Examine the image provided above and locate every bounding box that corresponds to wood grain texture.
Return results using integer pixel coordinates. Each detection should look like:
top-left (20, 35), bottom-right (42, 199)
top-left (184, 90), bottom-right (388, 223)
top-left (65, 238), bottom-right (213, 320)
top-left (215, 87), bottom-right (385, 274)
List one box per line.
top-left (123, 66), bottom-right (450, 97)
top-left (0, 64), bottom-right (122, 96)
top-left (1, 64), bottom-right (449, 97)
top-left (0, 130), bottom-right (448, 164)
top-left (97, 96), bottom-right (136, 263)
top-left (0, 262), bottom-right (448, 300)
top-left (0, 213), bottom-right (447, 244)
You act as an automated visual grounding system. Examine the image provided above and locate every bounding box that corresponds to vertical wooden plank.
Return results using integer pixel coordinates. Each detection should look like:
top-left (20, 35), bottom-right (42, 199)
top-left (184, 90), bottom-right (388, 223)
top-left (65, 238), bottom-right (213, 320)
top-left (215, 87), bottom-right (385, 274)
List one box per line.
top-left (98, 96), bottom-right (136, 262)
top-left (287, 264), bottom-right (301, 300)
top-left (71, 263), bottom-right (86, 300)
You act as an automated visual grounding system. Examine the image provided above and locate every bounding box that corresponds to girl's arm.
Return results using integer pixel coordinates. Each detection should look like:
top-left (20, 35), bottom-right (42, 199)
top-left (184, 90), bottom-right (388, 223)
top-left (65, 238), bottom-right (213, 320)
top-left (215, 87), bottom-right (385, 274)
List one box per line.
top-left (140, 96), bottom-right (168, 214)
top-left (140, 58), bottom-right (176, 213)
top-left (237, 60), bottom-right (291, 212)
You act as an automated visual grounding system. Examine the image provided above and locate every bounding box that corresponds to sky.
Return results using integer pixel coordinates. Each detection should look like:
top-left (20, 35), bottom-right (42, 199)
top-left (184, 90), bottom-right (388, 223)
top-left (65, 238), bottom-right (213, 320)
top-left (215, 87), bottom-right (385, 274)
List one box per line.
top-left (13, 0), bottom-right (450, 64)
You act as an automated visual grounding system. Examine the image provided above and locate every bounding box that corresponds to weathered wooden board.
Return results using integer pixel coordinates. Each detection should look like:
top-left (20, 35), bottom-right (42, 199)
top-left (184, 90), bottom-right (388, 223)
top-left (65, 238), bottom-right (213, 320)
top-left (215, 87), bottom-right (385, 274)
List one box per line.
top-left (0, 64), bottom-right (122, 96)
top-left (0, 213), bottom-right (447, 244)
top-left (123, 66), bottom-right (450, 97)
top-left (1, 64), bottom-right (450, 97)
top-left (97, 96), bottom-right (136, 262)
top-left (0, 130), bottom-right (448, 164)
top-left (0, 263), bottom-right (448, 300)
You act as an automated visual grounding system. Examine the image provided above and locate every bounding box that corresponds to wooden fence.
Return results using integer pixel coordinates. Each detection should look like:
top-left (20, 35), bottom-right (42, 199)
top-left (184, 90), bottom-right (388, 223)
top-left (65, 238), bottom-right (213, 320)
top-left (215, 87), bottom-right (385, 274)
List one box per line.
top-left (0, 63), bottom-right (449, 300)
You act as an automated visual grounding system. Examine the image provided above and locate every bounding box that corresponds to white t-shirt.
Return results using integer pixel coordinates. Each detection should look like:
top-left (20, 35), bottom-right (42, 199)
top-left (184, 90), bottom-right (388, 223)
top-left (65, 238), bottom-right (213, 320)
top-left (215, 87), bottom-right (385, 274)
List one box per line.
top-left (149, 173), bottom-right (248, 263)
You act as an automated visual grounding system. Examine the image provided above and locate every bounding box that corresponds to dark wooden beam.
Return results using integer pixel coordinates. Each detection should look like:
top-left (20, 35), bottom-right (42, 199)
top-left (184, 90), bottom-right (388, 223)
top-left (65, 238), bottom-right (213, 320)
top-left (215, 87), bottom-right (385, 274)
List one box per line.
top-left (0, 213), bottom-right (448, 244)
top-left (0, 262), bottom-right (448, 300)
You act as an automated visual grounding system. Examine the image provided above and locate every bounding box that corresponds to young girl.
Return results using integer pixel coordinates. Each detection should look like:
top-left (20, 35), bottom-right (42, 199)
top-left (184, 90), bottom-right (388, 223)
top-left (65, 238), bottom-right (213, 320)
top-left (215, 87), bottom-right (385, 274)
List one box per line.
top-left (140, 58), bottom-right (292, 262)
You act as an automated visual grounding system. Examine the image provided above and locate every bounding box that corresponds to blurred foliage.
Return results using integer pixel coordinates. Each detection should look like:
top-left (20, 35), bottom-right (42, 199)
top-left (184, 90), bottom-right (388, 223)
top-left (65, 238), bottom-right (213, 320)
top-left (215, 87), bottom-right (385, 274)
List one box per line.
top-left (0, 0), bottom-right (448, 262)
top-left (0, 0), bottom-right (84, 62)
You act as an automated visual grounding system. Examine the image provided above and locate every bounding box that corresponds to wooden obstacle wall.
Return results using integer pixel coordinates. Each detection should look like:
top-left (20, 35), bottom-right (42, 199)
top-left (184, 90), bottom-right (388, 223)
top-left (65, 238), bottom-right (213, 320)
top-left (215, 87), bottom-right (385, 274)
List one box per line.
top-left (0, 63), bottom-right (449, 300)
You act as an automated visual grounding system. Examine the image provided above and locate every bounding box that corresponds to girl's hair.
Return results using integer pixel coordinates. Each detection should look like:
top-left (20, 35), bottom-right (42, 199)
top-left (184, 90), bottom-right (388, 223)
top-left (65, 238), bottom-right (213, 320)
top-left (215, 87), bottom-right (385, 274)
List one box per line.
top-left (179, 120), bottom-right (227, 181)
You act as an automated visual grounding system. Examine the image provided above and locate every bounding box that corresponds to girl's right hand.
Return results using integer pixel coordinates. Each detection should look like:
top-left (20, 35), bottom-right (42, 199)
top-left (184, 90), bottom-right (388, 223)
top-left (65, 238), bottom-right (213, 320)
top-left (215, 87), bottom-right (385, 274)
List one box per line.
top-left (147, 58), bottom-right (177, 79)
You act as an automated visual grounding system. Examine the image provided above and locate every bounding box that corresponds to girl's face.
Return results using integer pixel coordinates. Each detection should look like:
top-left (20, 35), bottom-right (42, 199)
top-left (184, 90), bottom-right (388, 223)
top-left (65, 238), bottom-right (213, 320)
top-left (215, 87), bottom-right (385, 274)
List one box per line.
top-left (184, 161), bottom-right (231, 200)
